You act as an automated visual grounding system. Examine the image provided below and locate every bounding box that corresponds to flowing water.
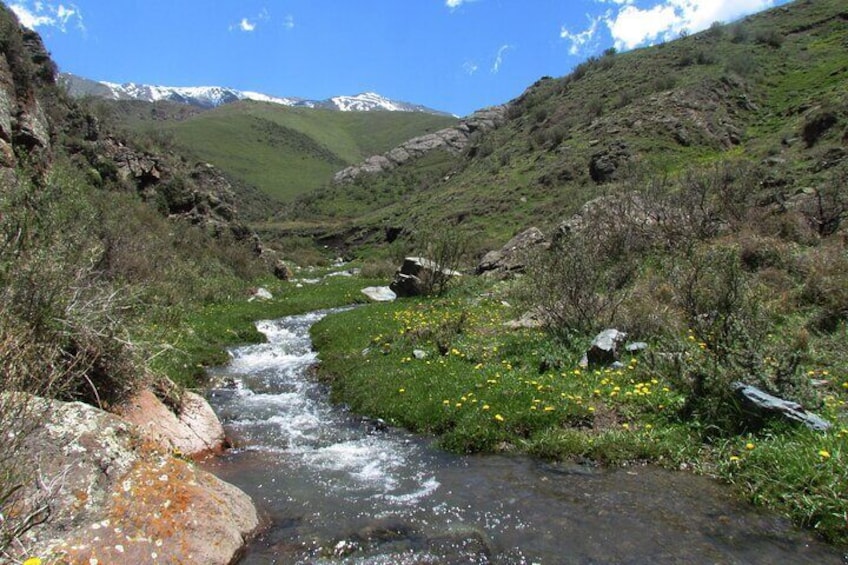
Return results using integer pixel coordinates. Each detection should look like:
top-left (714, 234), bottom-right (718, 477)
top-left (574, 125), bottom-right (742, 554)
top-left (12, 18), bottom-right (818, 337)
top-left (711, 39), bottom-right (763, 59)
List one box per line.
top-left (203, 309), bottom-right (844, 564)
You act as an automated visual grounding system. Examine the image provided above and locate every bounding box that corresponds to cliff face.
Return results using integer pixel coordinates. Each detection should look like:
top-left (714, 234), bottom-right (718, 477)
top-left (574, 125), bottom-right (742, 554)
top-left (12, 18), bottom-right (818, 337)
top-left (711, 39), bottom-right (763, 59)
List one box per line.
top-left (0, 9), bottom-right (57, 180)
top-left (0, 4), bottom-right (259, 248)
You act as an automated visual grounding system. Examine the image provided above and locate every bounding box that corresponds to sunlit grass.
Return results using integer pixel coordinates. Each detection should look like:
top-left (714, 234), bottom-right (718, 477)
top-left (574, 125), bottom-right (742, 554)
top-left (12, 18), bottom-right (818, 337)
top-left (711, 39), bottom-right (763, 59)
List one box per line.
top-left (311, 278), bottom-right (848, 546)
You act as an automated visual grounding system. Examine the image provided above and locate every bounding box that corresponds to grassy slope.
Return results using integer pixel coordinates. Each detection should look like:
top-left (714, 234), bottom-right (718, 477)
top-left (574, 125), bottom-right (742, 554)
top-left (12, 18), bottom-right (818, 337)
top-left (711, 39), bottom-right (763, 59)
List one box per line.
top-left (138, 101), bottom-right (457, 203)
top-left (289, 0), bottom-right (848, 252)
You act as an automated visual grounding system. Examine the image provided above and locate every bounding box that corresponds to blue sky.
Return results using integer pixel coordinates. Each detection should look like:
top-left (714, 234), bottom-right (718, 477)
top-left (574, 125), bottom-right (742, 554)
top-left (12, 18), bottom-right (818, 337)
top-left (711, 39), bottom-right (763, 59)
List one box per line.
top-left (9, 0), bottom-right (789, 117)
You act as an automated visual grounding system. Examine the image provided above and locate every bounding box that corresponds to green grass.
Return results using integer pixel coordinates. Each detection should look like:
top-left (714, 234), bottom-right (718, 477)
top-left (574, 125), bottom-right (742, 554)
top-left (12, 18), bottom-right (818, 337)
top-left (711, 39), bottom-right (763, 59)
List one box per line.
top-left (310, 279), bottom-right (848, 545)
top-left (135, 101), bottom-right (457, 203)
top-left (144, 273), bottom-right (385, 388)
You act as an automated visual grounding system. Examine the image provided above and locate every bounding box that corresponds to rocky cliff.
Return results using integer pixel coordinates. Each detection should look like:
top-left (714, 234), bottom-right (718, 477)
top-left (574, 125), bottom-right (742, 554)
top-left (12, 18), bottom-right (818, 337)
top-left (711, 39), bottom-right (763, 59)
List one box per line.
top-left (0, 6), bottom-right (261, 563)
top-left (333, 106), bottom-right (506, 183)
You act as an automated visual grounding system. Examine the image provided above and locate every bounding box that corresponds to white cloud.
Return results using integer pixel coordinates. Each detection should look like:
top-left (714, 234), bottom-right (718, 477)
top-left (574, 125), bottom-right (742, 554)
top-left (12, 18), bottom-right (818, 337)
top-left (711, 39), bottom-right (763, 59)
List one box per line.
top-left (232, 9), bottom-right (272, 33)
top-left (561, 15), bottom-right (603, 56)
top-left (491, 44), bottom-right (512, 74)
top-left (283, 15), bottom-right (295, 30)
top-left (462, 60), bottom-right (479, 76)
top-left (446, 0), bottom-right (479, 12)
top-left (9, 1), bottom-right (84, 32)
top-left (603, 0), bottom-right (777, 50)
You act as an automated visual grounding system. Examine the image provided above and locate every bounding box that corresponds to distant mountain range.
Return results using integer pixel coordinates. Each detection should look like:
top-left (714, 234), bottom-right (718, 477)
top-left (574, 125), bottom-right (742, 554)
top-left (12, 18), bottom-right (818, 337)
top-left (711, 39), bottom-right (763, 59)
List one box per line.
top-left (59, 73), bottom-right (452, 115)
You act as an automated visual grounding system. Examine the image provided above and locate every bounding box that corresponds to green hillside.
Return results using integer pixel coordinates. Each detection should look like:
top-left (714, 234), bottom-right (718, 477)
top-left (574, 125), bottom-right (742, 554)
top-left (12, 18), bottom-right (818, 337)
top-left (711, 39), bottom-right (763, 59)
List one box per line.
top-left (287, 0), bottom-right (848, 252)
top-left (128, 101), bottom-right (457, 204)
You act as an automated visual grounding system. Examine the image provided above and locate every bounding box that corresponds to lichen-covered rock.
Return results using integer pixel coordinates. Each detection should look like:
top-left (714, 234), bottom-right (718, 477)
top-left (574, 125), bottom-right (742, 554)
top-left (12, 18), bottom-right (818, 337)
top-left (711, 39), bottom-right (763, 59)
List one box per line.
top-left (116, 389), bottom-right (227, 457)
top-left (17, 396), bottom-right (257, 565)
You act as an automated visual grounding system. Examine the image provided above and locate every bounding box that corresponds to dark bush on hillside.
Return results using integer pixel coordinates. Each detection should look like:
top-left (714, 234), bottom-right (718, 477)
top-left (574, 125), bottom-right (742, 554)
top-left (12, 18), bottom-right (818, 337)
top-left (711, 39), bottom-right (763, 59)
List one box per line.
top-left (754, 29), bottom-right (784, 48)
top-left (725, 53), bottom-right (758, 77)
top-left (527, 234), bottom-right (628, 341)
top-left (797, 243), bottom-right (848, 332)
top-left (729, 22), bottom-right (750, 43)
top-left (801, 108), bottom-right (839, 147)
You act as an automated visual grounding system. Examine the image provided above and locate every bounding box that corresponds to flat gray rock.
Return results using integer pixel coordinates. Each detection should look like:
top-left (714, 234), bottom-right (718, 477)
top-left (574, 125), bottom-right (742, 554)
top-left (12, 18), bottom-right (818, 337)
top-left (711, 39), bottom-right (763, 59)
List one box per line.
top-left (361, 286), bottom-right (397, 302)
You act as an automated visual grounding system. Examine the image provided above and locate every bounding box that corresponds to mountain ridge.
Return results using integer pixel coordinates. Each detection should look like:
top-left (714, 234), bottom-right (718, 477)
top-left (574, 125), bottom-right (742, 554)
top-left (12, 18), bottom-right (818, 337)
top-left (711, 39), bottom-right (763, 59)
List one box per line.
top-left (60, 72), bottom-right (454, 116)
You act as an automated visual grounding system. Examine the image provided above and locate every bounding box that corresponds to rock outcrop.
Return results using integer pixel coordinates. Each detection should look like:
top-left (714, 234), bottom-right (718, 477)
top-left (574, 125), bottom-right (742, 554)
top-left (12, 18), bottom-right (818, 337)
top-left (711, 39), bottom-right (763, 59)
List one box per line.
top-left (17, 396), bottom-right (258, 565)
top-left (333, 106), bottom-right (507, 183)
top-left (0, 9), bottom-right (58, 179)
top-left (476, 227), bottom-right (547, 276)
top-left (588, 141), bottom-right (632, 184)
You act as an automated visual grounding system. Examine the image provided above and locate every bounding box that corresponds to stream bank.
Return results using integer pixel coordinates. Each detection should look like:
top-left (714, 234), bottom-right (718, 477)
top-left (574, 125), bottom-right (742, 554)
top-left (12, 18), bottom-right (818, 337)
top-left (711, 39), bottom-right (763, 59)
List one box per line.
top-left (204, 309), bottom-right (844, 564)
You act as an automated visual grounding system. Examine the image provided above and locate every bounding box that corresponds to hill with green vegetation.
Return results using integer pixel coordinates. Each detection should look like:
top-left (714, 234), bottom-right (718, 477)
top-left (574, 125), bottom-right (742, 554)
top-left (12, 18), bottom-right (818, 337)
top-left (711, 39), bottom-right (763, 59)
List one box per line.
top-left (116, 100), bottom-right (458, 206)
top-left (284, 0), bottom-right (847, 257)
top-left (2, 0), bottom-right (847, 555)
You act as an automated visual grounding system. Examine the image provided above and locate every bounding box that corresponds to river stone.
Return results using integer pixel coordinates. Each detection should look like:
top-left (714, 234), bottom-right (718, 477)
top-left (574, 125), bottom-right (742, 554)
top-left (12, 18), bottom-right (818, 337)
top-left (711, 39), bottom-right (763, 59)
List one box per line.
top-left (16, 395), bottom-right (258, 565)
top-left (361, 286), bottom-right (397, 302)
top-left (117, 388), bottom-right (227, 457)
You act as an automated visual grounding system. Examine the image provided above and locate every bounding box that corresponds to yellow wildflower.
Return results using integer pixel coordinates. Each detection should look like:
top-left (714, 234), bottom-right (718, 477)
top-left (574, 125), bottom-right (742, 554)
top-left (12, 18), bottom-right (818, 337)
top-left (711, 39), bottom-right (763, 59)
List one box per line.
top-left (745, 442), bottom-right (755, 450)
top-left (494, 414), bottom-right (505, 422)
top-left (819, 450), bottom-right (831, 459)
top-left (23, 559), bottom-right (42, 565)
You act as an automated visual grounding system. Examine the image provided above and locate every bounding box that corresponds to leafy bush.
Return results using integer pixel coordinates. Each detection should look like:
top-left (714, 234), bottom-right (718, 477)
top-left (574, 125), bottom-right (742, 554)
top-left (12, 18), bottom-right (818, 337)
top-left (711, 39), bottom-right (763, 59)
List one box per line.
top-left (412, 225), bottom-right (470, 297)
top-left (527, 233), bottom-right (629, 341)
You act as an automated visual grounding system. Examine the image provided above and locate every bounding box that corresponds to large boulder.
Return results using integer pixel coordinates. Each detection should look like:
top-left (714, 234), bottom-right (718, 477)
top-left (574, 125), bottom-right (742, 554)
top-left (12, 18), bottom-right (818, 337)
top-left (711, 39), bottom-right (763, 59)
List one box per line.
top-left (389, 257), bottom-right (461, 297)
top-left (477, 227), bottom-right (547, 276)
top-left (17, 396), bottom-right (258, 565)
top-left (116, 389), bottom-right (227, 457)
top-left (583, 329), bottom-right (628, 367)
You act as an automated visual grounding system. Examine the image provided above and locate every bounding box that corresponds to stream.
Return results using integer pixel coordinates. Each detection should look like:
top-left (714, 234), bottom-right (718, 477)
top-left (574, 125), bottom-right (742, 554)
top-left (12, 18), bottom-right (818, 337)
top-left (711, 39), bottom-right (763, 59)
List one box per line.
top-left (202, 308), bottom-right (844, 564)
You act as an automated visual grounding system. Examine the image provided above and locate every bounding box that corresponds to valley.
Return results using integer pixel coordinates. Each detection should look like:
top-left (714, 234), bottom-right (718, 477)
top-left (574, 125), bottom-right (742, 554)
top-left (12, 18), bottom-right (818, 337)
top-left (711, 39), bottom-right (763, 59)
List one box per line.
top-left (1, 0), bottom-right (847, 562)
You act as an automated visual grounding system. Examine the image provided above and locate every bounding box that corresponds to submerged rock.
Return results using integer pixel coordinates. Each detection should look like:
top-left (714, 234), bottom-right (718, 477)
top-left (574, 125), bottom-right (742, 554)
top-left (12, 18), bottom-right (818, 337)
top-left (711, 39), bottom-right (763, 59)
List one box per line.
top-left (16, 395), bottom-right (258, 564)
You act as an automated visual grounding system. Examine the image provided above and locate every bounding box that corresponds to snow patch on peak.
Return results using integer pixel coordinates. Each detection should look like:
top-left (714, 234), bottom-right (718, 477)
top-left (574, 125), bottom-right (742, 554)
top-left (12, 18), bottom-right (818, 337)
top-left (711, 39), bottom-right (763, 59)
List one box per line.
top-left (61, 74), bottom-right (448, 115)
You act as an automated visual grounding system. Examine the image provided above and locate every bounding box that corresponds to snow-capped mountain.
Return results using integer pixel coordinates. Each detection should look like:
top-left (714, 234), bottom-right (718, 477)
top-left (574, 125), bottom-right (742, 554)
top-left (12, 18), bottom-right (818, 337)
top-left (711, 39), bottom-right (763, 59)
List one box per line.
top-left (60, 73), bottom-right (449, 115)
